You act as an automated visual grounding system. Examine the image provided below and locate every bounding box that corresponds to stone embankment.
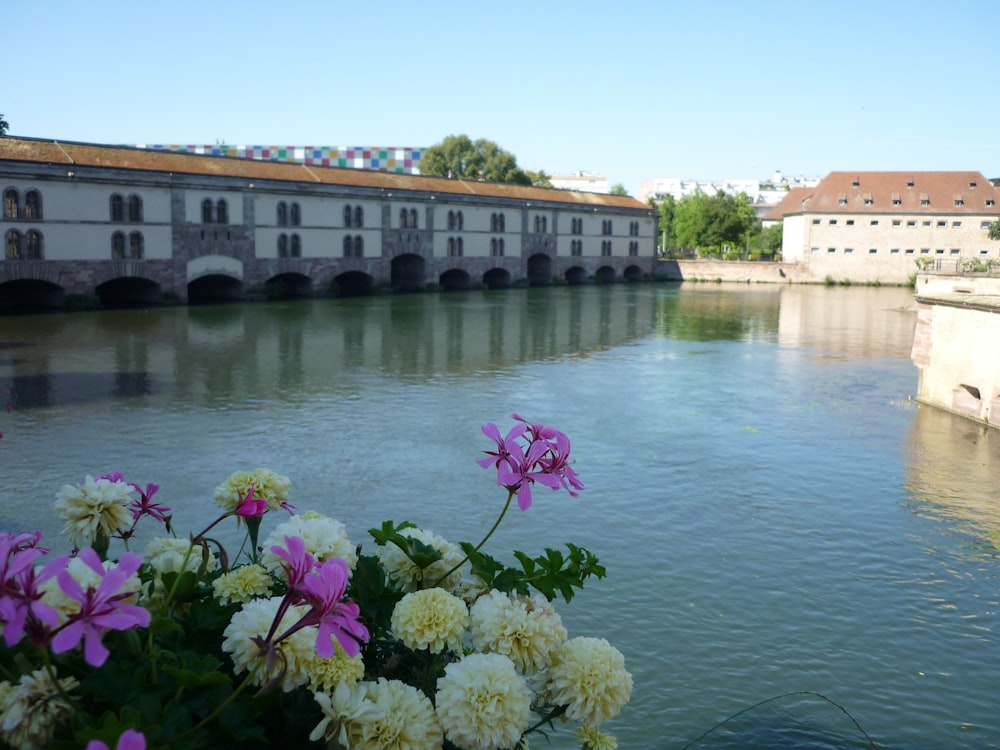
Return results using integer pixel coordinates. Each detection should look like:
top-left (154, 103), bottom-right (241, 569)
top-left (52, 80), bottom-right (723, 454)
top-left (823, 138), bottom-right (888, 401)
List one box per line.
top-left (656, 259), bottom-right (811, 284)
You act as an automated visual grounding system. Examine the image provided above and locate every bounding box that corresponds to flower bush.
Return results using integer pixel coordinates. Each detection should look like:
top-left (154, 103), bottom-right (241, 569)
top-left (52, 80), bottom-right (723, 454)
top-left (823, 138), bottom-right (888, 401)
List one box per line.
top-left (0, 414), bottom-right (631, 750)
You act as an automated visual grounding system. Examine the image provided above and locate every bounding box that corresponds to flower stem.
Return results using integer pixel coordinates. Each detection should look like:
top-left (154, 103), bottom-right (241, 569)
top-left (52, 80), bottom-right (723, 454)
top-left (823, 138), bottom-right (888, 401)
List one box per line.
top-left (430, 488), bottom-right (514, 588)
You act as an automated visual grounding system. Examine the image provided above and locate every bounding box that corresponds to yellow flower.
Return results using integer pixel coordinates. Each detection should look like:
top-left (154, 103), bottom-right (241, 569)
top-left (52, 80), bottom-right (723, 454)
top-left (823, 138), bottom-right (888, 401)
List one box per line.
top-left (391, 588), bottom-right (468, 654)
top-left (221, 597), bottom-right (314, 691)
top-left (470, 590), bottom-right (567, 674)
top-left (212, 564), bottom-right (273, 606)
top-left (214, 468), bottom-right (291, 513)
top-left (545, 637), bottom-right (632, 726)
top-left (0, 669), bottom-right (78, 750)
top-left (435, 653), bottom-right (531, 750)
top-left (351, 679), bottom-right (443, 750)
top-left (577, 725), bottom-right (618, 750)
top-left (261, 511), bottom-right (357, 572)
top-left (53, 475), bottom-right (133, 548)
top-left (377, 527), bottom-right (464, 592)
top-left (303, 640), bottom-right (365, 692)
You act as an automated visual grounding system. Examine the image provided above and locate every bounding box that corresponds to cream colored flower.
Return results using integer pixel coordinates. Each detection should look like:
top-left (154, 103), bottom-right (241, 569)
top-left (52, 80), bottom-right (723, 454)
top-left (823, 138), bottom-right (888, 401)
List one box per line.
top-left (435, 653), bottom-right (531, 750)
top-left (144, 537), bottom-right (219, 576)
top-left (221, 596), bottom-right (314, 691)
top-left (38, 555), bottom-right (141, 623)
top-left (453, 574), bottom-right (490, 606)
top-left (470, 590), bottom-right (567, 674)
top-left (261, 511), bottom-right (357, 572)
top-left (214, 468), bottom-right (291, 512)
top-left (391, 587), bottom-right (468, 654)
top-left (310, 682), bottom-right (382, 747)
top-left (545, 637), bottom-right (632, 726)
top-left (0, 669), bottom-right (78, 750)
top-left (303, 639), bottom-right (365, 692)
top-left (377, 527), bottom-right (464, 592)
top-left (212, 564), bottom-right (273, 606)
top-left (576, 725), bottom-right (618, 750)
top-left (53, 474), bottom-right (134, 548)
top-left (351, 678), bottom-right (443, 750)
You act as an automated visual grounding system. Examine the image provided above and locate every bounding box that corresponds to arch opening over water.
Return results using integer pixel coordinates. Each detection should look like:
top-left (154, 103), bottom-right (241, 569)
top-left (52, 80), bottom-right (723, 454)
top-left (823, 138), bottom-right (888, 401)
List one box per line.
top-left (188, 274), bottom-right (244, 305)
top-left (96, 277), bottom-right (162, 308)
top-left (333, 271), bottom-right (376, 297)
top-left (391, 253), bottom-right (425, 292)
top-left (0, 279), bottom-right (65, 312)
top-left (527, 254), bottom-right (552, 286)
top-left (439, 269), bottom-right (471, 292)
top-left (483, 268), bottom-right (511, 290)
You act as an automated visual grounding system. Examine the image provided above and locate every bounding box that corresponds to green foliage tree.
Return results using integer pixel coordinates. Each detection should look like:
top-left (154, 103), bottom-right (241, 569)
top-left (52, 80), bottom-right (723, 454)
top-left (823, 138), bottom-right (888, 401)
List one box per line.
top-left (524, 169), bottom-right (552, 188)
top-left (759, 222), bottom-right (783, 256)
top-left (609, 183), bottom-right (629, 196)
top-left (0, 114), bottom-right (8, 136)
top-left (673, 189), bottom-right (759, 257)
top-left (989, 219), bottom-right (1000, 241)
top-left (420, 134), bottom-right (531, 185)
top-left (654, 195), bottom-right (677, 253)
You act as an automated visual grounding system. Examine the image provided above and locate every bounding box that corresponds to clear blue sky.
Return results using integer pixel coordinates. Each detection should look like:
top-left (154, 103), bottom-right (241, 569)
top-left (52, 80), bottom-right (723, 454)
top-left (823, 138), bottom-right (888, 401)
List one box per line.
top-left (5, 0), bottom-right (998, 195)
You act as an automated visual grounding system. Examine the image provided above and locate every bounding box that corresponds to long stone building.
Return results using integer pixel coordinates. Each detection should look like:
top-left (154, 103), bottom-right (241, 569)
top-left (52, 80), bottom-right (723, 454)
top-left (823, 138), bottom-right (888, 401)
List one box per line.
top-left (769, 171), bottom-right (1000, 283)
top-left (0, 137), bottom-right (657, 308)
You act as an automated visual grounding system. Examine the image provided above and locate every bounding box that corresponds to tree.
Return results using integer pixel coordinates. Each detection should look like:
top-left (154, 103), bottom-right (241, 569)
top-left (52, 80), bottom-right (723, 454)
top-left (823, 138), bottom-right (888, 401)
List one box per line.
top-left (524, 169), bottom-right (552, 188)
top-left (654, 195), bottom-right (677, 252)
top-left (419, 134), bottom-right (531, 185)
top-left (989, 220), bottom-right (1000, 241)
top-left (609, 183), bottom-right (629, 196)
top-left (759, 223), bottom-right (783, 256)
top-left (0, 114), bottom-right (8, 136)
top-left (672, 189), bottom-right (759, 257)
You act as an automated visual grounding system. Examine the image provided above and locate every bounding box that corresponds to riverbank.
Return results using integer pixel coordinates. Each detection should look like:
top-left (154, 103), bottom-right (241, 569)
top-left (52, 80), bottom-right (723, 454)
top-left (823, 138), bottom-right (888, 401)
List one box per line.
top-left (655, 259), bottom-right (913, 285)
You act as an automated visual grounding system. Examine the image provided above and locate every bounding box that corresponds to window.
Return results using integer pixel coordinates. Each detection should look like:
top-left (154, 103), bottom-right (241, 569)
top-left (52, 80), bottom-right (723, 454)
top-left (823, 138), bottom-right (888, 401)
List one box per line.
top-left (344, 205), bottom-right (353, 228)
top-left (278, 202), bottom-right (288, 226)
top-left (891, 193), bottom-right (901, 206)
top-left (354, 206), bottom-right (363, 228)
top-left (601, 240), bottom-right (612, 256)
top-left (920, 248), bottom-right (930, 254)
top-left (24, 191), bottom-right (42, 220)
top-left (628, 241), bottom-right (639, 256)
top-left (950, 249), bottom-right (960, 255)
top-left (829, 219), bottom-right (838, 225)
top-left (447, 237), bottom-right (463, 257)
top-left (864, 197), bottom-right (873, 206)
top-left (342, 235), bottom-right (352, 258)
top-left (572, 217), bottom-right (583, 234)
top-left (3, 189), bottom-right (18, 219)
top-left (981, 249), bottom-right (990, 255)
top-left (630, 221), bottom-right (640, 236)
top-left (289, 203), bottom-right (299, 226)
top-left (602, 219), bottom-right (613, 235)
top-left (982, 221), bottom-right (992, 228)
top-left (491, 238), bottom-right (505, 256)
top-left (127, 195), bottom-right (143, 223)
top-left (410, 208), bottom-right (418, 229)
top-left (844, 248), bottom-right (854, 254)
top-left (907, 220), bottom-right (916, 227)
top-left (491, 212), bottom-right (506, 232)
top-left (922, 221), bottom-right (931, 227)
top-left (24, 230), bottom-right (43, 259)
top-left (987, 200), bottom-right (995, 207)
top-left (571, 240), bottom-right (583, 256)
top-left (936, 221), bottom-right (947, 227)
top-left (955, 199), bottom-right (964, 206)
top-left (811, 247), bottom-right (820, 253)
top-left (905, 249), bottom-right (915, 255)
top-left (920, 194), bottom-right (930, 206)
top-left (534, 215), bottom-right (547, 233)
top-left (5, 230), bottom-right (23, 259)
top-left (868, 248), bottom-right (877, 255)
top-left (935, 249), bottom-right (945, 255)
top-left (828, 247), bottom-right (836, 253)
top-left (851, 179), bottom-right (859, 187)
top-left (952, 221), bottom-right (962, 227)
top-left (970, 181), bottom-right (978, 188)
top-left (399, 208), bottom-right (407, 229)
top-left (201, 199), bottom-right (214, 224)
top-left (354, 236), bottom-right (363, 257)
top-left (846, 219), bottom-right (855, 226)
top-left (278, 234), bottom-right (289, 257)
top-left (290, 234), bottom-right (301, 257)
top-left (812, 219), bottom-right (820, 225)
top-left (112, 231), bottom-right (126, 259)
top-left (907, 180), bottom-right (915, 188)
top-left (892, 220), bottom-right (901, 226)
top-left (129, 232), bottom-right (144, 259)
top-left (217, 199), bottom-right (228, 225)
top-left (110, 194), bottom-right (125, 222)
top-left (870, 219), bottom-right (879, 226)
top-left (890, 248), bottom-right (900, 254)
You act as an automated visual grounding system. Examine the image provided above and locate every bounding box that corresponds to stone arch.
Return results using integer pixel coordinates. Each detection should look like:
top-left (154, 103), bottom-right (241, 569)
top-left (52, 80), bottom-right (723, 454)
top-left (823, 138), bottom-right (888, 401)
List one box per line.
top-left (564, 266), bottom-right (588, 285)
top-left (595, 266), bottom-right (616, 284)
top-left (96, 277), bottom-right (162, 308)
top-left (188, 275), bottom-right (244, 304)
top-left (623, 265), bottom-right (644, 282)
top-left (263, 272), bottom-right (313, 299)
top-left (439, 268), bottom-right (471, 292)
top-left (0, 279), bottom-right (64, 311)
top-left (391, 253), bottom-right (425, 292)
top-left (483, 268), bottom-right (512, 290)
top-left (333, 270), bottom-right (375, 297)
top-left (526, 253), bottom-right (552, 286)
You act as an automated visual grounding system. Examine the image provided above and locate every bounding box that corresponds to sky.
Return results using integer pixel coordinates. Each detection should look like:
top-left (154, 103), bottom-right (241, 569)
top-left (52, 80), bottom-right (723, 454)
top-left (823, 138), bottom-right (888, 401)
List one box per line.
top-left (5, 0), bottom-right (999, 195)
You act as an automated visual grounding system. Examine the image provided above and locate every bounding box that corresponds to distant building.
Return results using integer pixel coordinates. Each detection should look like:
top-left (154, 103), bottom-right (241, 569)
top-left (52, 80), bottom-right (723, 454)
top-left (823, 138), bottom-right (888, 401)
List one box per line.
top-left (135, 143), bottom-right (424, 174)
top-left (638, 171), bottom-right (822, 217)
top-left (768, 171), bottom-right (1000, 283)
top-left (550, 171), bottom-right (610, 194)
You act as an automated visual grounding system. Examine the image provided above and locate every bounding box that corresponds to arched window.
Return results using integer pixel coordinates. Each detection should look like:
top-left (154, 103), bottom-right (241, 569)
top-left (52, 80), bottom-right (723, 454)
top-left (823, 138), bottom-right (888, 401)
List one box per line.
top-left (448, 211), bottom-right (455, 231)
top-left (25, 230), bottom-right (43, 259)
top-left (354, 235), bottom-right (363, 257)
top-left (490, 213), bottom-right (497, 232)
top-left (201, 199), bottom-right (214, 224)
top-left (5, 230), bottom-right (22, 259)
top-left (354, 206), bottom-right (363, 228)
top-left (499, 213), bottom-right (505, 232)
top-left (343, 235), bottom-right (353, 257)
top-left (216, 199), bottom-right (228, 225)
top-left (399, 208), bottom-right (407, 229)
top-left (291, 234), bottom-right (301, 258)
top-left (499, 238), bottom-right (504, 255)
top-left (344, 205), bottom-right (353, 228)
top-left (128, 195), bottom-right (143, 223)
top-left (277, 202), bottom-right (288, 226)
top-left (447, 237), bottom-right (455, 255)
top-left (290, 203), bottom-right (300, 226)
top-left (110, 194), bottom-right (124, 222)
top-left (25, 190), bottom-right (42, 220)
top-left (129, 232), bottom-right (144, 259)
top-left (409, 208), bottom-right (418, 229)
top-left (278, 234), bottom-right (288, 258)
top-left (112, 231), bottom-right (126, 259)
top-left (490, 238), bottom-right (497, 256)
top-left (3, 189), bottom-right (18, 220)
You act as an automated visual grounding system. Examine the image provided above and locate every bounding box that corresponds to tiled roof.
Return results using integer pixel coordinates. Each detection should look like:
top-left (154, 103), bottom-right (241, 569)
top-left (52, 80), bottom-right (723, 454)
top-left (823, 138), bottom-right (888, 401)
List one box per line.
top-left (0, 136), bottom-right (648, 211)
top-left (762, 186), bottom-right (815, 219)
top-left (793, 171), bottom-right (1000, 215)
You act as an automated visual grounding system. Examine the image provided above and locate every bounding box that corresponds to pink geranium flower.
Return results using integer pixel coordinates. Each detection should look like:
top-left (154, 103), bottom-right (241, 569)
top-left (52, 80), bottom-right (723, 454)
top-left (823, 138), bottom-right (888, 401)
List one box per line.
top-left (86, 729), bottom-right (145, 750)
top-left (50, 549), bottom-right (150, 666)
top-left (236, 484), bottom-right (267, 517)
top-left (297, 558), bottom-right (369, 658)
top-left (1, 532), bottom-right (64, 646)
top-left (270, 535), bottom-right (315, 590)
top-left (128, 482), bottom-right (170, 524)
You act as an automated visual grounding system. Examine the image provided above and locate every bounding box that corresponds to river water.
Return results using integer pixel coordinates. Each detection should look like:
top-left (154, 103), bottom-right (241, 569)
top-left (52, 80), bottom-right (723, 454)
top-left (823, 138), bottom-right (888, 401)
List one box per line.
top-left (1, 284), bottom-right (998, 749)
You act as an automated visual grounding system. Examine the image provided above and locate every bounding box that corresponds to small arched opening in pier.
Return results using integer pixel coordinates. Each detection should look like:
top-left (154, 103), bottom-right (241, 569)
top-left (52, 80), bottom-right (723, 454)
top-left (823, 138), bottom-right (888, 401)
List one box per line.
top-left (564, 266), bottom-right (588, 285)
top-left (439, 269), bottom-right (472, 292)
top-left (527, 254), bottom-right (552, 286)
top-left (391, 253), bottom-right (425, 292)
top-left (595, 266), bottom-right (616, 284)
top-left (483, 268), bottom-right (511, 290)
